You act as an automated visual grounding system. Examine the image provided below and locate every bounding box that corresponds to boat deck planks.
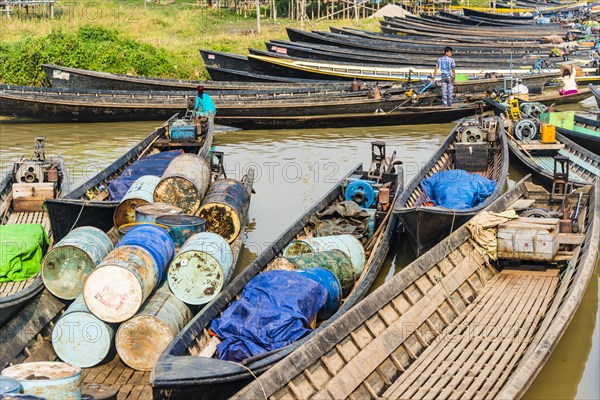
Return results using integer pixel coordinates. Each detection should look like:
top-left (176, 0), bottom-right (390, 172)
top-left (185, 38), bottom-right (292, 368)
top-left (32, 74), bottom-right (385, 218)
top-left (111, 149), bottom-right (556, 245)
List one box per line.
top-left (383, 271), bottom-right (557, 399)
top-left (82, 357), bottom-right (151, 400)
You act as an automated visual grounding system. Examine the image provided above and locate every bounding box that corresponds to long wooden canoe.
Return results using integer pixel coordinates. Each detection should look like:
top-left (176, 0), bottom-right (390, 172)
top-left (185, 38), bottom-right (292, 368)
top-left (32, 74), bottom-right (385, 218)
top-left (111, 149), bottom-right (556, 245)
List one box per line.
top-left (486, 98), bottom-right (599, 185)
top-left (232, 175), bottom-right (599, 400)
top-left (151, 155), bottom-right (404, 400)
top-left (589, 83), bottom-right (600, 108)
top-left (42, 64), bottom-right (350, 92)
top-left (0, 141), bottom-right (69, 327)
top-left (0, 166), bottom-right (254, 400)
top-left (394, 116), bottom-right (509, 255)
top-left (45, 115), bottom-right (213, 242)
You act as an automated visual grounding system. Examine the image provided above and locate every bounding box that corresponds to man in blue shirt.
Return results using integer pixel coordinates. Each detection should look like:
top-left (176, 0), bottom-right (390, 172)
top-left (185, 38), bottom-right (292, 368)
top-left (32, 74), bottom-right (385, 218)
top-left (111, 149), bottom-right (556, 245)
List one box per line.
top-left (194, 86), bottom-right (216, 117)
top-left (432, 47), bottom-right (456, 107)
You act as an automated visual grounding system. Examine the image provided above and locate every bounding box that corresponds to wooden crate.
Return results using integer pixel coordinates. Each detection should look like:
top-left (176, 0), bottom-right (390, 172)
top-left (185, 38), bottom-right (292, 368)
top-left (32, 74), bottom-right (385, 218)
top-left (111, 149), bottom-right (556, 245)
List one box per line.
top-left (12, 183), bottom-right (55, 212)
top-left (497, 217), bottom-right (560, 261)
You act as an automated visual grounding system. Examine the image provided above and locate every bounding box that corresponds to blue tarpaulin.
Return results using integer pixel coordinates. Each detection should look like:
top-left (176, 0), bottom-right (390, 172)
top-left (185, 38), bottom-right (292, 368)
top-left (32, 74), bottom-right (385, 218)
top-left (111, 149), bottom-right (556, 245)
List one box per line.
top-left (421, 169), bottom-right (496, 210)
top-left (108, 150), bottom-right (182, 201)
top-left (210, 270), bottom-right (328, 362)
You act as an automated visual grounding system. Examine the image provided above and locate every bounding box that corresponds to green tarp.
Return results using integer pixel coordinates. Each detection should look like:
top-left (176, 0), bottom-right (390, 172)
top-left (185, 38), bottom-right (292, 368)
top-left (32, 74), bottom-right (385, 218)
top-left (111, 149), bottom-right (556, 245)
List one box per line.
top-left (0, 224), bottom-right (49, 282)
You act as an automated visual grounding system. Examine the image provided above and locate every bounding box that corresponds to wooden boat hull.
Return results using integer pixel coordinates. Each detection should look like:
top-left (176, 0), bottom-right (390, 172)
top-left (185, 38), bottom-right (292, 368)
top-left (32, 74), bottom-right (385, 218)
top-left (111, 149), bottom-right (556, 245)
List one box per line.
top-left (46, 116), bottom-right (213, 242)
top-left (394, 118), bottom-right (509, 255)
top-left (42, 64), bottom-right (348, 91)
top-left (588, 83), bottom-right (600, 108)
top-left (557, 115), bottom-right (600, 155)
top-left (199, 49), bottom-right (251, 72)
top-left (231, 176), bottom-right (599, 400)
top-left (152, 164), bottom-right (403, 400)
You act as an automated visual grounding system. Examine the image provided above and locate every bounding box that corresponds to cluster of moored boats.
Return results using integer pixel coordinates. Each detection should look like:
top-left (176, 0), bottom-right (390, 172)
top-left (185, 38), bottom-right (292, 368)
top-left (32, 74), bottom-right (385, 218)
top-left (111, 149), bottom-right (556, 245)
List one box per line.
top-left (0, 4), bottom-right (600, 400)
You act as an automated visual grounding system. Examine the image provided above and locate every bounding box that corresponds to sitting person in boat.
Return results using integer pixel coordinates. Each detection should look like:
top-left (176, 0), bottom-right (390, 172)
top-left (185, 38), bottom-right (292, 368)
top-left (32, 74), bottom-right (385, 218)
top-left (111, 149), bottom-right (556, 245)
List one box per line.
top-left (194, 85), bottom-right (216, 117)
top-left (432, 46), bottom-right (456, 107)
top-left (559, 64), bottom-right (579, 96)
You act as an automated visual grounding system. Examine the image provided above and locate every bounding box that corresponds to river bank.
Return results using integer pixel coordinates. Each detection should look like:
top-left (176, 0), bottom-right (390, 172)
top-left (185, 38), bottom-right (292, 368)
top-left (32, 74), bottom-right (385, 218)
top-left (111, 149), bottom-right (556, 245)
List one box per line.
top-left (0, 0), bottom-right (380, 85)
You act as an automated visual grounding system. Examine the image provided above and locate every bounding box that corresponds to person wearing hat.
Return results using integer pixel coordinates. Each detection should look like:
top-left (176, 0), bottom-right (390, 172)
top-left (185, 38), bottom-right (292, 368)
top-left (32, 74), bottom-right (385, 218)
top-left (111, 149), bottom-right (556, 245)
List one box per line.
top-left (194, 86), bottom-right (216, 117)
top-left (432, 46), bottom-right (456, 107)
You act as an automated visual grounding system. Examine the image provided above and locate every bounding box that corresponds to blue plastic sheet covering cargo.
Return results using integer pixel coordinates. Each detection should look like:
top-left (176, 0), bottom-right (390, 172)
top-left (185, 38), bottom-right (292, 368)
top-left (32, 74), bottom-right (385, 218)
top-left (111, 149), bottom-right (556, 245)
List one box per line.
top-left (0, 224), bottom-right (49, 282)
top-left (108, 150), bottom-right (182, 201)
top-left (210, 270), bottom-right (328, 362)
top-left (420, 169), bottom-right (496, 210)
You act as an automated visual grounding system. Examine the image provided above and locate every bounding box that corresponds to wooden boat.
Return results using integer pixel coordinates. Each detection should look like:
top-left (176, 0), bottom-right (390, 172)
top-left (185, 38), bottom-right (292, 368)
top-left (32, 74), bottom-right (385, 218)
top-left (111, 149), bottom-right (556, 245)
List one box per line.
top-left (464, 7), bottom-right (535, 20)
top-left (42, 64), bottom-right (349, 92)
top-left (0, 166), bottom-right (254, 400)
top-left (232, 175), bottom-right (599, 400)
top-left (487, 98), bottom-right (599, 185)
top-left (394, 115), bottom-right (509, 255)
top-left (199, 49), bottom-right (252, 72)
top-left (45, 115), bottom-right (214, 242)
top-left (0, 138), bottom-right (69, 326)
top-left (559, 115), bottom-right (600, 153)
top-left (589, 83), bottom-right (600, 108)
top-left (151, 151), bottom-right (404, 400)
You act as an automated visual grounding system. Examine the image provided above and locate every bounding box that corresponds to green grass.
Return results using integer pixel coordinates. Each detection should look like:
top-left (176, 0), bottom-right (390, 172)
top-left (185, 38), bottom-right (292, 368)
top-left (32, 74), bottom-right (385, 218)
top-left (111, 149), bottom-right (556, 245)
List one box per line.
top-left (0, 0), bottom-right (382, 85)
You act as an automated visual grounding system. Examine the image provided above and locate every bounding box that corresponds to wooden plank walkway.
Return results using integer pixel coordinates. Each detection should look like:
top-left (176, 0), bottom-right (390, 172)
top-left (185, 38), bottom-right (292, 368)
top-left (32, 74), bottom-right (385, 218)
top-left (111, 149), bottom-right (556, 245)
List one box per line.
top-left (82, 357), bottom-right (152, 400)
top-left (382, 270), bottom-right (558, 399)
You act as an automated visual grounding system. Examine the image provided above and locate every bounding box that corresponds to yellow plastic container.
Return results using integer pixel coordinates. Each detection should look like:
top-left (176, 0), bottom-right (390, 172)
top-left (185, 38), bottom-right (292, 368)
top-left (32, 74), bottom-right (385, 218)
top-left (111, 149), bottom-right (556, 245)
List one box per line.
top-left (541, 123), bottom-right (556, 143)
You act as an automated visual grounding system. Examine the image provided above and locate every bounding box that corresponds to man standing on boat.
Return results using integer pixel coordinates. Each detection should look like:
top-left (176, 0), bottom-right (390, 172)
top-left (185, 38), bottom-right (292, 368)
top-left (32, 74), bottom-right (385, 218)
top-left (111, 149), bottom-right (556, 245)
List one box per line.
top-left (194, 86), bottom-right (216, 117)
top-left (432, 47), bottom-right (456, 107)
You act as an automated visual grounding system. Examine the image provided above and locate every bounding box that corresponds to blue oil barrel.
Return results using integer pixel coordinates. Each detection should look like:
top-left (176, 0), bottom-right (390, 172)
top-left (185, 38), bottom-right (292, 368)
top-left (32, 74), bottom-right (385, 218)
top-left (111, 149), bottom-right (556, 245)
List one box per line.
top-left (42, 227), bottom-right (114, 300)
top-left (155, 215), bottom-right (205, 248)
top-left (1, 362), bottom-right (81, 400)
top-left (115, 286), bottom-right (192, 371)
top-left (167, 232), bottom-right (234, 305)
top-left (113, 175), bottom-right (161, 228)
top-left (52, 295), bottom-right (115, 368)
top-left (83, 245), bottom-right (159, 323)
top-left (284, 234), bottom-right (366, 277)
top-left (295, 268), bottom-right (342, 320)
top-left (116, 224), bottom-right (174, 281)
top-left (135, 202), bottom-right (183, 223)
top-left (0, 376), bottom-right (21, 394)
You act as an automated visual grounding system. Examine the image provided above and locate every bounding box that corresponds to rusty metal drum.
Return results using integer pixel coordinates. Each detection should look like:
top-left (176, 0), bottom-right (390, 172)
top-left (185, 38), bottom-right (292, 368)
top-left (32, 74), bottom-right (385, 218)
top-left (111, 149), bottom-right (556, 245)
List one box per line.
top-left (135, 203), bottom-right (183, 223)
top-left (167, 232), bottom-right (234, 305)
top-left (115, 286), bottom-right (192, 371)
top-left (155, 215), bottom-right (206, 248)
top-left (113, 175), bottom-right (161, 228)
top-left (83, 245), bottom-right (159, 323)
top-left (283, 234), bottom-right (366, 276)
top-left (153, 154), bottom-right (211, 214)
top-left (271, 250), bottom-right (355, 297)
top-left (41, 227), bottom-right (114, 300)
top-left (196, 179), bottom-right (250, 243)
top-left (1, 362), bottom-right (82, 400)
top-left (52, 295), bottom-right (115, 368)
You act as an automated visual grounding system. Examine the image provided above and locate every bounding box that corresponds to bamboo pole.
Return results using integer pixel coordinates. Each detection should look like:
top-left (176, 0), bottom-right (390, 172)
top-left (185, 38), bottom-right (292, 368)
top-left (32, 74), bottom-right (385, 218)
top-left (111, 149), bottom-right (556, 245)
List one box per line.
top-left (255, 0), bottom-right (261, 33)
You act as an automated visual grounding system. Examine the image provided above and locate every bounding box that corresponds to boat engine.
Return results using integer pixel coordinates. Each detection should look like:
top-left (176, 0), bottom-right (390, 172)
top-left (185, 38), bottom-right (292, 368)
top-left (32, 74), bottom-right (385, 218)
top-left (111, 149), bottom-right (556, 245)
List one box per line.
top-left (514, 119), bottom-right (538, 141)
top-left (13, 137), bottom-right (59, 184)
top-left (519, 102), bottom-right (547, 118)
top-left (345, 180), bottom-right (377, 208)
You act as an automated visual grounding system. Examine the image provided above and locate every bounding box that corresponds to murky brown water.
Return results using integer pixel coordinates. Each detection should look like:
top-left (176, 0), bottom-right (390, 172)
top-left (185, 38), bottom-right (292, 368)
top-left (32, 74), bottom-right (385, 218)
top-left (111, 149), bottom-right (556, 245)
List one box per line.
top-left (0, 102), bottom-right (598, 398)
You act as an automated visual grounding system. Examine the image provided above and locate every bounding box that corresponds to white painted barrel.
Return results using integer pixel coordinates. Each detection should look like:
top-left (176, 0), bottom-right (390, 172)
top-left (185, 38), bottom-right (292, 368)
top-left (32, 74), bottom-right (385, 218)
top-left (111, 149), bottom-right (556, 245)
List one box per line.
top-left (113, 175), bottom-right (161, 228)
top-left (283, 234), bottom-right (366, 276)
top-left (42, 226), bottom-right (114, 300)
top-left (116, 285), bottom-right (192, 371)
top-left (167, 232), bottom-right (234, 305)
top-left (52, 295), bottom-right (115, 368)
top-left (1, 362), bottom-right (82, 400)
top-left (135, 202), bottom-right (183, 223)
top-left (83, 245), bottom-right (159, 323)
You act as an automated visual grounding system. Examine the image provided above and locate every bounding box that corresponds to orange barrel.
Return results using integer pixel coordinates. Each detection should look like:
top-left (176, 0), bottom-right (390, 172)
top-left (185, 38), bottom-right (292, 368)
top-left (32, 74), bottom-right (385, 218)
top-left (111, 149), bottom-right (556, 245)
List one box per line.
top-left (196, 178), bottom-right (250, 243)
top-left (83, 245), bottom-right (159, 323)
top-left (52, 295), bottom-right (116, 368)
top-left (541, 123), bottom-right (556, 143)
top-left (115, 284), bottom-right (192, 371)
top-left (42, 226), bottom-right (114, 300)
top-left (283, 234), bottom-right (366, 277)
top-left (1, 362), bottom-right (82, 400)
top-left (153, 154), bottom-right (211, 214)
top-left (135, 203), bottom-right (183, 223)
top-left (167, 232), bottom-right (234, 305)
top-left (113, 175), bottom-right (161, 228)
top-left (271, 250), bottom-right (355, 297)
